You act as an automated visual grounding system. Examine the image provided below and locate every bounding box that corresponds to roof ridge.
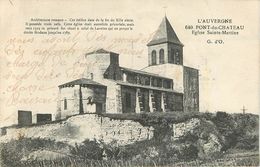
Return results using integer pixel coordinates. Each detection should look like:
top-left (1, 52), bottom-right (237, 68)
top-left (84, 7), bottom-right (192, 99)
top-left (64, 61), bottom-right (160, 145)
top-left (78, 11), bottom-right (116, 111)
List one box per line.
top-left (85, 48), bottom-right (118, 55)
top-left (120, 66), bottom-right (172, 80)
top-left (58, 78), bottom-right (105, 87)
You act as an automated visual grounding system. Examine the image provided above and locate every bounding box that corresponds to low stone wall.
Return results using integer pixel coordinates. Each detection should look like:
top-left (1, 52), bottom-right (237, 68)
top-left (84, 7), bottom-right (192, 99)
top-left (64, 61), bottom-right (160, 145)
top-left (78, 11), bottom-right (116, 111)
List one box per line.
top-left (172, 118), bottom-right (222, 155)
top-left (172, 118), bottom-right (201, 139)
top-left (0, 114), bottom-right (154, 146)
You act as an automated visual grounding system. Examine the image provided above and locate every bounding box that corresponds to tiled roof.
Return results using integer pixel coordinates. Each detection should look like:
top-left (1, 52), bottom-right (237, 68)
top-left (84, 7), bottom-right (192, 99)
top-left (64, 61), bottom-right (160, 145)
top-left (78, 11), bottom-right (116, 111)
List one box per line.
top-left (85, 48), bottom-right (118, 55)
top-left (147, 16), bottom-right (183, 46)
top-left (120, 66), bottom-right (172, 80)
top-left (58, 78), bottom-right (106, 88)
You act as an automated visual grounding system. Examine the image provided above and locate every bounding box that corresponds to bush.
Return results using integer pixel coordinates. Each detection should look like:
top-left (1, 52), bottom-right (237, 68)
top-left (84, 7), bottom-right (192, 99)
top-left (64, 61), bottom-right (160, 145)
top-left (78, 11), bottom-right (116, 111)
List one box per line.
top-left (212, 112), bottom-right (237, 150)
top-left (117, 140), bottom-right (157, 160)
top-left (211, 112), bottom-right (259, 152)
top-left (235, 135), bottom-right (259, 150)
top-left (70, 139), bottom-right (103, 160)
top-left (0, 137), bottom-right (70, 167)
top-left (177, 144), bottom-right (199, 160)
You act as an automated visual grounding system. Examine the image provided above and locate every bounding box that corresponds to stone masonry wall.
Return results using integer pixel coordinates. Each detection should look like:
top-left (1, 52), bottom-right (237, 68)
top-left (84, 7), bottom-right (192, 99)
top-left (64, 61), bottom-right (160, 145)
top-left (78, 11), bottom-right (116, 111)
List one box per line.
top-left (142, 64), bottom-right (184, 93)
top-left (0, 114), bottom-right (154, 146)
top-left (172, 118), bottom-right (201, 139)
top-left (183, 66), bottom-right (199, 112)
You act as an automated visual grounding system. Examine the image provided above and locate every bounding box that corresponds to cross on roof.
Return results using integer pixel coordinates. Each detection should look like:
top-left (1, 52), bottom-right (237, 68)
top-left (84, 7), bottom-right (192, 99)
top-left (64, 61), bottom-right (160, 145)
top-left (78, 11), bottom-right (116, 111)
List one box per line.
top-left (241, 105), bottom-right (247, 114)
top-left (163, 6), bottom-right (167, 16)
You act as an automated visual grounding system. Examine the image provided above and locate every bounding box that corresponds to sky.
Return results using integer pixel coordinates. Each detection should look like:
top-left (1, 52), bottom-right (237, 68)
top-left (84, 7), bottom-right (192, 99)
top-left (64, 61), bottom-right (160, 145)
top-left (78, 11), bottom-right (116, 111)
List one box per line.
top-left (0, 0), bottom-right (259, 126)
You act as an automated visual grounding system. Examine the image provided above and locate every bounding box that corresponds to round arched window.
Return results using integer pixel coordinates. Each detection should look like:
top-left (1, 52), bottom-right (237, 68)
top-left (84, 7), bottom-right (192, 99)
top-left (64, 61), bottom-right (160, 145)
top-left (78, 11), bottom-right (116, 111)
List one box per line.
top-left (176, 51), bottom-right (180, 64)
top-left (159, 49), bottom-right (164, 64)
top-left (151, 50), bottom-right (156, 65)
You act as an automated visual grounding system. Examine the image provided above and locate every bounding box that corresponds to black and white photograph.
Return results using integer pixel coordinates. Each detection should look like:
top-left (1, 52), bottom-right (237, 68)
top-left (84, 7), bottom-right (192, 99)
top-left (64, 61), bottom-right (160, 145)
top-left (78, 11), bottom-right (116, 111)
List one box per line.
top-left (0, 0), bottom-right (259, 166)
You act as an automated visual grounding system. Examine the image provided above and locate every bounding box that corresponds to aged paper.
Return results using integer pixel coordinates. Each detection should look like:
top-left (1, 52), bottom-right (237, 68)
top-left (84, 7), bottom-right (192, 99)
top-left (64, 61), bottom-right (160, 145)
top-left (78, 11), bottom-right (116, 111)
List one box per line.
top-left (0, 0), bottom-right (259, 166)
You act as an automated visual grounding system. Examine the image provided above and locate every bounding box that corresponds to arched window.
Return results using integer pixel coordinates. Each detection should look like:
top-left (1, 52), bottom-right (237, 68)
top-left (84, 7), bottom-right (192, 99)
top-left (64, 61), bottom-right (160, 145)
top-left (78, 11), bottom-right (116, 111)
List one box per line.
top-left (64, 98), bottom-right (67, 110)
top-left (159, 49), bottom-right (164, 64)
top-left (169, 49), bottom-right (174, 63)
top-left (151, 50), bottom-right (156, 65)
top-left (176, 51), bottom-right (180, 64)
top-left (87, 96), bottom-right (93, 104)
top-left (123, 72), bottom-right (127, 82)
top-left (90, 73), bottom-right (94, 80)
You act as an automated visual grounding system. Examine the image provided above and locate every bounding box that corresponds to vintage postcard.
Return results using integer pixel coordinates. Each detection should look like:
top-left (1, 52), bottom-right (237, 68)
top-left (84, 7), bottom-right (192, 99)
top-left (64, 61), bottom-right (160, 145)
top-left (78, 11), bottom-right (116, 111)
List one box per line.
top-left (0, 0), bottom-right (259, 166)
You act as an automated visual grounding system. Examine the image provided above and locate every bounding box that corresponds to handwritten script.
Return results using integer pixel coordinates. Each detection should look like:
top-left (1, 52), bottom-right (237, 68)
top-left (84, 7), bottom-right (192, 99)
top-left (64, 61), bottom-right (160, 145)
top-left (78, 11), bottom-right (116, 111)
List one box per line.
top-left (1, 30), bottom-right (154, 113)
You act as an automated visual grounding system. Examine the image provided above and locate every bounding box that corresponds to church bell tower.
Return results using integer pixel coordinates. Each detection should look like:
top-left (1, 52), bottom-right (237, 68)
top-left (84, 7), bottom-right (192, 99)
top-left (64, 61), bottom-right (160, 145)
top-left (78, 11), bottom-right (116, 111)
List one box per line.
top-left (147, 16), bottom-right (184, 66)
top-left (143, 16), bottom-right (199, 112)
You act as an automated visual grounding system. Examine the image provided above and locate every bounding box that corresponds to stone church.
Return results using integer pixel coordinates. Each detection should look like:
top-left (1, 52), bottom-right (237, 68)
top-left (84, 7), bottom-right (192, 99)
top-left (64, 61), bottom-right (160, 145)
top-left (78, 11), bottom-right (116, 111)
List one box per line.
top-left (56, 16), bottom-right (199, 119)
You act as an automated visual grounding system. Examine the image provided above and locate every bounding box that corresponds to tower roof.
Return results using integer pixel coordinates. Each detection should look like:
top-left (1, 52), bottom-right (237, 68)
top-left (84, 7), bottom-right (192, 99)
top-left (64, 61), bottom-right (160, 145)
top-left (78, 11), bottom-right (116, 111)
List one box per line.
top-left (147, 16), bottom-right (183, 46)
top-left (85, 48), bottom-right (118, 56)
top-left (58, 78), bottom-right (105, 88)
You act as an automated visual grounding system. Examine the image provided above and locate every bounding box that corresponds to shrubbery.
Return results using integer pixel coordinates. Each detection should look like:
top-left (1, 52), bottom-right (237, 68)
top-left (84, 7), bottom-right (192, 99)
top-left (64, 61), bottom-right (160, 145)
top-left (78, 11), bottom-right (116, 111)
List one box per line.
top-left (0, 137), bottom-right (71, 167)
top-left (212, 112), bottom-right (259, 151)
top-left (70, 139), bottom-right (103, 160)
top-left (0, 112), bottom-right (258, 167)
